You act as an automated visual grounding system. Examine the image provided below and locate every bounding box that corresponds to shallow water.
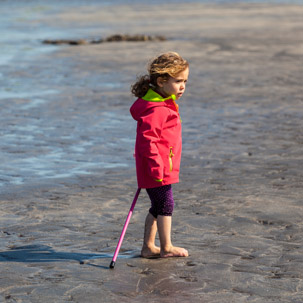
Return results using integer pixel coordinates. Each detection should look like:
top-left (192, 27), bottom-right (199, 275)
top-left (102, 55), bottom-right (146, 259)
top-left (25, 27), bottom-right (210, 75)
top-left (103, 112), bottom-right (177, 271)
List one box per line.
top-left (0, 2), bottom-right (134, 188)
top-left (1, 0), bottom-right (302, 188)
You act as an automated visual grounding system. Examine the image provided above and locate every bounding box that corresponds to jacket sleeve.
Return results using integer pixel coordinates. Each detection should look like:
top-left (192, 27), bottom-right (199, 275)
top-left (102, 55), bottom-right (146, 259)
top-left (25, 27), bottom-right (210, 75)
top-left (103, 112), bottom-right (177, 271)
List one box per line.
top-left (136, 107), bottom-right (167, 180)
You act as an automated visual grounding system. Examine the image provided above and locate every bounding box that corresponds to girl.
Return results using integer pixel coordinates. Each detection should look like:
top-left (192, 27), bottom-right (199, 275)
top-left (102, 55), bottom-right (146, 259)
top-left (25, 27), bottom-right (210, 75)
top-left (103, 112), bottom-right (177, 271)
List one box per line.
top-left (130, 52), bottom-right (189, 258)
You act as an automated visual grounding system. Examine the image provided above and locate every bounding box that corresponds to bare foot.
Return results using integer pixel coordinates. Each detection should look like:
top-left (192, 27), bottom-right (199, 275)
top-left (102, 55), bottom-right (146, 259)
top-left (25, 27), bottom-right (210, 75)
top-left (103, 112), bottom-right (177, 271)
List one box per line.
top-left (160, 245), bottom-right (188, 258)
top-left (141, 245), bottom-right (161, 258)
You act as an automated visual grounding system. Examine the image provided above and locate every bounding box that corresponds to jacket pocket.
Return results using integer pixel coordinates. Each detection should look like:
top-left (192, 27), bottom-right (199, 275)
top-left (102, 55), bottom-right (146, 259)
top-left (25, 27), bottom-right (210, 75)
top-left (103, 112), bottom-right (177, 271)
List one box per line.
top-left (169, 147), bottom-right (174, 172)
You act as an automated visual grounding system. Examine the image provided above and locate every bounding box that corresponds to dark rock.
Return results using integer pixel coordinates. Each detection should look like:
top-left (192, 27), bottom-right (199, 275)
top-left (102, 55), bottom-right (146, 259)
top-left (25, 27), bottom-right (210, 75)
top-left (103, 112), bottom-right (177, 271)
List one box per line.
top-left (105, 34), bottom-right (166, 42)
top-left (42, 34), bottom-right (166, 46)
top-left (90, 38), bottom-right (104, 44)
top-left (42, 39), bottom-right (88, 45)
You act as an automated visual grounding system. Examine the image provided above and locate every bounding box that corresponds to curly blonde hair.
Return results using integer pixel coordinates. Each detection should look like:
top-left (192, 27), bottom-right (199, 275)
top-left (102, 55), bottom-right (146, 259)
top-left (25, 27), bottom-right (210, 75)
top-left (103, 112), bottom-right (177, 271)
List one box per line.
top-left (131, 52), bottom-right (189, 98)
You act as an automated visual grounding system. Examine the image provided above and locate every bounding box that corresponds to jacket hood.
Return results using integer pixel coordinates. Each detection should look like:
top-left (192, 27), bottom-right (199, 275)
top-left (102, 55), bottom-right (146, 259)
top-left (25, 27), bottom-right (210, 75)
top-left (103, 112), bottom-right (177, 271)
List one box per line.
top-left (130, 89), bottom-right (176, 121)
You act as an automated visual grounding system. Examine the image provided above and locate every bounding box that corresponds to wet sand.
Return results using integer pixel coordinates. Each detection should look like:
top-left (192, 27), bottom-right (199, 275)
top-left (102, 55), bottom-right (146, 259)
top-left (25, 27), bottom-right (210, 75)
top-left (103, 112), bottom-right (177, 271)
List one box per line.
top-left (1, 3), bottom-right (303, 302)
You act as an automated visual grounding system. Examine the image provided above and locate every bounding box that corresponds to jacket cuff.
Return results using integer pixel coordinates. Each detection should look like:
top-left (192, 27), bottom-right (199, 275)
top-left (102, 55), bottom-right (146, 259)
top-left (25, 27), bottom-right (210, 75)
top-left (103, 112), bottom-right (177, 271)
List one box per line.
top-left (154, 179), bottom-right (163, 182)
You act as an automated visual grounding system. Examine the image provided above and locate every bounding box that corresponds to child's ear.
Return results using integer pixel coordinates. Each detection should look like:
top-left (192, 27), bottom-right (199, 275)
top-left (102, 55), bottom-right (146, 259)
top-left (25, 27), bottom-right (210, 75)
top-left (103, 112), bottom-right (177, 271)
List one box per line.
top-left (156, 77), bottom-right (165, 88)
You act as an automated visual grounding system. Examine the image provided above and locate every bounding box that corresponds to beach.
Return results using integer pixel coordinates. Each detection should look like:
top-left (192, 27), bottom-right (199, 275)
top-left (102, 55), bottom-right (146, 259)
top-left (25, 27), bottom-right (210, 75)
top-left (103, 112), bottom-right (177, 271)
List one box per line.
top-left (1, 2), bottom-right (303, 302)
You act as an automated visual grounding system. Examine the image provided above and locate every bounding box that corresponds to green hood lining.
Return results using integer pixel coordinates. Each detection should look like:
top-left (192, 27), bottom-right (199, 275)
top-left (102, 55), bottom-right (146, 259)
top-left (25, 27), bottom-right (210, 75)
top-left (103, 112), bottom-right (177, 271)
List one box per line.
top-left (142, 88), bottom-right (176, 102)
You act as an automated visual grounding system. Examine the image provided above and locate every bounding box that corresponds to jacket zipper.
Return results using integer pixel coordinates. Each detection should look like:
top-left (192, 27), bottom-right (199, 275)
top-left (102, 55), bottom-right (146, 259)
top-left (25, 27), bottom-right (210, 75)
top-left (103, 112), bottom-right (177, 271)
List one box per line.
top-left (172, 99), bottom-right (182, 122)
top-left (169, 147), bottom-right (174, 171)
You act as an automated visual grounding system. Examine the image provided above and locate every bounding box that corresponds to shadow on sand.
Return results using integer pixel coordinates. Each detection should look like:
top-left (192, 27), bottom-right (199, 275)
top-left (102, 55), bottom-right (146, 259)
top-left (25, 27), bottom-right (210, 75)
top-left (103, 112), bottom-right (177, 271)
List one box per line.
top-left (0, 244), bottom-right (138, 269)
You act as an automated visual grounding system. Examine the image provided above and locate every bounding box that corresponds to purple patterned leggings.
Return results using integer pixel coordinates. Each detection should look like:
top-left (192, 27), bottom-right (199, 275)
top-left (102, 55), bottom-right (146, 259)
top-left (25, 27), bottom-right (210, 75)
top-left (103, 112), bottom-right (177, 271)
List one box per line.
top-left (146, 184), bottom-right (174, 218)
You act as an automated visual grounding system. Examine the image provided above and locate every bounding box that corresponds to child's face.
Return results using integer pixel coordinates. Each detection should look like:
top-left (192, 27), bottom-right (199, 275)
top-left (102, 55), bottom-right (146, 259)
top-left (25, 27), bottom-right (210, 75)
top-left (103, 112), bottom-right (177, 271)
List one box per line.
top-left (157, 67), bottom-right (189, 100)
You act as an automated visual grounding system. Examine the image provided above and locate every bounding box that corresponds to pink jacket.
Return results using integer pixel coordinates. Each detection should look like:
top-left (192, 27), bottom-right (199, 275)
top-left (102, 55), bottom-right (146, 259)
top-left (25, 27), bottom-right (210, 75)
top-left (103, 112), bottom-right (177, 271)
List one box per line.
top-left (130, 89), bottom-right (182, 188)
